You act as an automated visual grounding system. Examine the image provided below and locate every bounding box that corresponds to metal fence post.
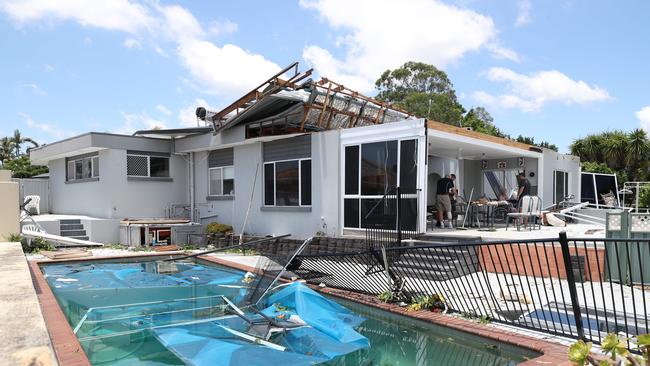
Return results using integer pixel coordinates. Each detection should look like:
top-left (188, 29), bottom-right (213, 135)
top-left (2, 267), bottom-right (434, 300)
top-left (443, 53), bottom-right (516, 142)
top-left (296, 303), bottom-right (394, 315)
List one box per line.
top-left (559, 231), bottom-right (585, 340)
top-left (396, 186), bottom-right (402, 244)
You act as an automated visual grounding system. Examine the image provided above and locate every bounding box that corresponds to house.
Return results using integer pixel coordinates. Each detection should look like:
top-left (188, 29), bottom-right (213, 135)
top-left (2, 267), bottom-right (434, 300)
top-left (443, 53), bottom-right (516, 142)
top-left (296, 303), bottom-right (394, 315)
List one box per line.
top-left (29, 63), bottom-right (581, 244)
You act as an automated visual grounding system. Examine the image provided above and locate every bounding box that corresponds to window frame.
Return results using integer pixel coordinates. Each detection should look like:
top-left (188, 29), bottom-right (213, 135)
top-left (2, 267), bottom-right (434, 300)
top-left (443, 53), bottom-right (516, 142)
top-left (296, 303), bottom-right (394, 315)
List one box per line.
top-left (126, 153), bottom-right (170, 178)
top-left (263, 157), bottom-right (312, 207)
top-left (553, 170), bottom-right (569, 204)
top-left (342, 138), bottom-right (419, 229)
top-left (208, 165), bottom-right (235, 197)
top-left (66, 155), bottom-right (99, 182)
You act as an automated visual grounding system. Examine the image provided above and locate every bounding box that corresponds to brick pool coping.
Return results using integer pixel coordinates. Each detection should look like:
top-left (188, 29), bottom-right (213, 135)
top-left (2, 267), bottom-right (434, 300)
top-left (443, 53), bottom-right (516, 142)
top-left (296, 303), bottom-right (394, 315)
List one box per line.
top-left (29, 253), bottom-right (570, 366)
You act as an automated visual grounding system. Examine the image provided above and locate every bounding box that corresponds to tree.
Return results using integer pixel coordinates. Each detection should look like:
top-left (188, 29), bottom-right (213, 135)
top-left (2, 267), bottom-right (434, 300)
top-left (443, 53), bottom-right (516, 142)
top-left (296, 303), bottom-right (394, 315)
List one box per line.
top-left (0, 137), bottom-right (14, 167)
top-left (514, 135), bottom-right (558, 151)
top-left (3, 155), bottom-right (48, 178)
top-left (601, 130), bottom-right (629, 170)
top-left (581, 161), bottom-right (614, 174)
top-left (462, 107), bottom-right (506, 137)
top-left (11, 129), bottom-right (38, 157)
top-left (375, 61), bottom-right (465, 125)
top-left (626, 128), bottom-right (649, 181)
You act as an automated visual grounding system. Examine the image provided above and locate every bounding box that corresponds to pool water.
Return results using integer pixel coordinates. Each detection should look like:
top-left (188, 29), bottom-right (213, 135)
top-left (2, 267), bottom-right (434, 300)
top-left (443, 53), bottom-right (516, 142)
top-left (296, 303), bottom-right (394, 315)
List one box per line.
top-left (42, 259), bottom-right (540, 365)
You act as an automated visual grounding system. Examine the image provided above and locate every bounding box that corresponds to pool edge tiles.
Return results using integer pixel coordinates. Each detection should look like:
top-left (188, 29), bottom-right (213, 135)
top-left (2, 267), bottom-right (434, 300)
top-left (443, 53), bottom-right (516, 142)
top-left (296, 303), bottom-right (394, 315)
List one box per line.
top-left (31, 254), bottom-right (570, 366)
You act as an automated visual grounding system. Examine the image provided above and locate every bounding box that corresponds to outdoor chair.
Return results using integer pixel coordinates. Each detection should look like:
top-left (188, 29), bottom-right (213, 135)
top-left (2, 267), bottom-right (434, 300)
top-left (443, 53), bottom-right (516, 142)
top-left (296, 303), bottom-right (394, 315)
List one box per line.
top-left (24, 195), bottom-right (40, 215)
top-left (506, 195), bottom-right (542, 231)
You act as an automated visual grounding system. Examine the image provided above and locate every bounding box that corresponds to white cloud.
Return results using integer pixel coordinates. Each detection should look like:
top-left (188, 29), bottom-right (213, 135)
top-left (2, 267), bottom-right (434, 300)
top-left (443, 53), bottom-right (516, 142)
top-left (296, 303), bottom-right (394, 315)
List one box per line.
top-left (515, 0), bottom-right (531, 27)
top-left (0, 0), bottom-right (153, 33)
top-left (636, 106), bottom-right (650, 132)
top-left (300, 0), bottom-right (504, 92)
top-left (486, 44), bottom-right (520, 63)
top-left (123, 38), bottom-right (142, 49)
top-left (156, 104), bottom-right (171, 116)
top-left (114, 111), bottom-right (167, 135)
top-left (1, 1), bottom-right (279, 100)
top-left (20, 83), bottom-right (47, 96)
top-left (208, 19), bottom-right (238, 36)
top-left (18, 112), bottom-right (65, 140)
top-left (177, 40), bottom-right (281, 97)
top-left (43, 63), bottom-right (54, 71)
top-left (472, 67), bottom-right (611, 112)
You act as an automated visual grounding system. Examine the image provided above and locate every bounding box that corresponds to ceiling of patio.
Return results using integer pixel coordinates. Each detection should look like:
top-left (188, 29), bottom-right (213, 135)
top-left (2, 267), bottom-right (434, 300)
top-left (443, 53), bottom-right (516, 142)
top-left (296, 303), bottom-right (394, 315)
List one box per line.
top-left (427, 134), bottom-right (540, 160)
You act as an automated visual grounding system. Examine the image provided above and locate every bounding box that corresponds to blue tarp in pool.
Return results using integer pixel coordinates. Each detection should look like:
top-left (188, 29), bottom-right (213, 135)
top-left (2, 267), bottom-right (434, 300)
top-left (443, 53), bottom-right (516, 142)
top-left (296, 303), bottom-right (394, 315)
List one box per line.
top-left (153, 282), bottom-right (370, 365)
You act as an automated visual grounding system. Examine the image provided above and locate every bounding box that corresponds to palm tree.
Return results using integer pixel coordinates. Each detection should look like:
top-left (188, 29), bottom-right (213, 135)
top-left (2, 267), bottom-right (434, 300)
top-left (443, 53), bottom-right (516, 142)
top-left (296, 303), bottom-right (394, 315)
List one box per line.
top-left (582, 134), bottom-right (604, 162)
top-left (0, 137), bottom-right (15, 167)
top-left (627, 129), bottom-right (650, 181)
top-left (602, 131), bottom-right (629, 170)
top-left (11, 129), bottom-right (38, 157)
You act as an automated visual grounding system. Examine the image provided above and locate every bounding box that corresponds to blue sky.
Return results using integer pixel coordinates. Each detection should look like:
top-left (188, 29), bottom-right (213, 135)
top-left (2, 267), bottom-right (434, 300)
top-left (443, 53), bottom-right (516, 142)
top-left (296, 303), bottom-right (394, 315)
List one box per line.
top-left (1, 0), bottom-right (649, 153)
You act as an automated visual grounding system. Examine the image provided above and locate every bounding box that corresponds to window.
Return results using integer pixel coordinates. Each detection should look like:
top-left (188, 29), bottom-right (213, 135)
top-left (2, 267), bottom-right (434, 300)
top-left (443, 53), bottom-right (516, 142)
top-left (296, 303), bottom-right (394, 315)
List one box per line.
top-left (554, 170), bottom-right (569, 204)
top-left (66, 154), bottom-right (99, 181)
top-left (263, 159), bottom-right (311, 206)
top-left (483, 169), bottom-right (519, 199)
top-left (127, 153), bottom-right (170, 178)
top-left (343, 139), bottom-right (418, 230)
top-left (209, 166), bottom-right (234, 196)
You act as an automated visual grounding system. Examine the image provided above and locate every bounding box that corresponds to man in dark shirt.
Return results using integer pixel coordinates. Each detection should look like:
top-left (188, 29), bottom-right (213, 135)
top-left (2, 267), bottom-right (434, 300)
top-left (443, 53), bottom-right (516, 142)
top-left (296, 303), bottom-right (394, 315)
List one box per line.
top-left (435, 174), bottom-right (456, 228)
top-left (517, 172), bottom-right (530, 202)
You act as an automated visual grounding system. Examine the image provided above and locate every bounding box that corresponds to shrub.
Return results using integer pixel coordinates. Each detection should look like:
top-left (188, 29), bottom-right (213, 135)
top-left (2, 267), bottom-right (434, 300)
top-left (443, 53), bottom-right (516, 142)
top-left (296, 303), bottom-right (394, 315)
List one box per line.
top-left (639, 186), bottom-right (650, 209)
top-left (7, 233), bottom-right (23, 242)
top-left (205, 222), bottom-right (233, 235)
top-left (21, 237), bottom-right (54, 253)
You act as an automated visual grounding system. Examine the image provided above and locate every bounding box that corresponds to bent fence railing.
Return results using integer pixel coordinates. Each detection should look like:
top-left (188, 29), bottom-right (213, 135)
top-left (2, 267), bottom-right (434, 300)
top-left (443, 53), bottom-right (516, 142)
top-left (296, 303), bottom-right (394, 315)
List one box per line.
top-left (295, 233), bottom-right (650, 350)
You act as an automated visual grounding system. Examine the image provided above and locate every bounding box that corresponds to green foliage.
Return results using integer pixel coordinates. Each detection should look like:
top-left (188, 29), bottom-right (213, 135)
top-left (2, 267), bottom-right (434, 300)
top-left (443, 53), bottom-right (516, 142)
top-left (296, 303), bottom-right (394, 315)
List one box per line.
top-left (582, 161), bottom-right (614, 174)
top-left (572, 129), bottom-right (650, 183)
top-left (601, 333), bottom-right (628, 360)
top-left (375, 61), bottom-right (465, 125)
top-left (568, 340), bottom-right (592, 366)
top-left (205, 222), bottom-right (233, 235)
top-left (407, 294), bottom-right (446, 312)
top-left (514, 135), bottom-right (559, 151)
top-left (639, 186), bottom-right (650, 209)
top-left (567, 333), bottom-right (650, 366)
top-left (3, 155), bottom-right (48, 178)
top-left (462, 107), bottom-right (505, 137)
top-left (21, 237), bottom-right (54, 253)
top-left (377, 290), bottom-right (395, 303)
top-left (0, 137), bottom-right (15, 167)
top-left (7, 233), bottom-right (23, 242)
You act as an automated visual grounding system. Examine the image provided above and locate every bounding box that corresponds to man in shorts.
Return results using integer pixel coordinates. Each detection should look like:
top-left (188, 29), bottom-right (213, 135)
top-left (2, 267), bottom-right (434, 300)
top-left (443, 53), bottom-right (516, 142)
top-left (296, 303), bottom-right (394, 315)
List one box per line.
top-left (436, 174), bottom-right (457, 228)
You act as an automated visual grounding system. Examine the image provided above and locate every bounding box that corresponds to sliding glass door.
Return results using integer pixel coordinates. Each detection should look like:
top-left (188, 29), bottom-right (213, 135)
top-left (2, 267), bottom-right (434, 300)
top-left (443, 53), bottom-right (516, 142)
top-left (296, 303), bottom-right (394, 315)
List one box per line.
top-left (343, 139), bottom-right (418, 231)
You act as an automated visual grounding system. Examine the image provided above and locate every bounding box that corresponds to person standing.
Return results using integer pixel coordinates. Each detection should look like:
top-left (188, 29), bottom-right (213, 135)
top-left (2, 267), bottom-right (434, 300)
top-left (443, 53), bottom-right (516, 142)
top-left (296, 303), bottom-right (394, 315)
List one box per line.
top-left (517, 172), bottom-right (530, 202)
top-left (436, 174), bottom-right (457, 228)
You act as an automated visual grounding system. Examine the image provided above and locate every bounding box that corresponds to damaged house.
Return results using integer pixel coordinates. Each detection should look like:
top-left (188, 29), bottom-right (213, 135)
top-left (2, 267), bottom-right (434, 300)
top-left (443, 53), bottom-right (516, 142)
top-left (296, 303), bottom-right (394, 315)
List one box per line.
top-left (28, 62), bottom-right (581, 244)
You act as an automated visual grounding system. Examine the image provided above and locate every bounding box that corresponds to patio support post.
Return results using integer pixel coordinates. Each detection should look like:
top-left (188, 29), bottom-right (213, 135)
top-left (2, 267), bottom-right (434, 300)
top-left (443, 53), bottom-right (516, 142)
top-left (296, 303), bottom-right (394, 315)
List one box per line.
top-left (559, 231), bottom-right (585, 340)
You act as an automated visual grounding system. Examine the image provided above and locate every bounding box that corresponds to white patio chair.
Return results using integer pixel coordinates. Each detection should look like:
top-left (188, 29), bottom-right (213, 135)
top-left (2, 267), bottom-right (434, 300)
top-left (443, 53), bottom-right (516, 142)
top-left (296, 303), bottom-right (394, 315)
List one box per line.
top-left (24, 195), bottom-right (41, 215)
top-left (528, 196), bottom-right (542, 230)
top-left (506, 196), bottom-right (533, 231)
top-left (22, 224), bottom-right (42, 233)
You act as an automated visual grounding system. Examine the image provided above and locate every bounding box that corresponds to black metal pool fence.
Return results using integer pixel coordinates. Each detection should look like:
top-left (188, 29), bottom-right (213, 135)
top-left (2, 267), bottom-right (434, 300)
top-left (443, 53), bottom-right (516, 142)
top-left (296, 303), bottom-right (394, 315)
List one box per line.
top-left (294, 233), bottom-right (650, 350)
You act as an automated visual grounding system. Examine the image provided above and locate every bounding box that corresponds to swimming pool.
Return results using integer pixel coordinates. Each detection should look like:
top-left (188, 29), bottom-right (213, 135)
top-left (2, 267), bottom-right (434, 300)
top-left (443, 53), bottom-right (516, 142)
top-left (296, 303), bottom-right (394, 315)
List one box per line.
top-left (40, 257), bottom-right (540, 365)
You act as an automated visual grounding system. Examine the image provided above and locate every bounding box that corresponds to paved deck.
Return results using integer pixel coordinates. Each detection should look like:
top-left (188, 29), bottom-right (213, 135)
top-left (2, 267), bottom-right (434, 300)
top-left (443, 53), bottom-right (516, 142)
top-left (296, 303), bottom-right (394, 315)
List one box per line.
top-left (426, 223), bottom-right (606, 241)
top-left (0, 242), bottom-right (57, 366)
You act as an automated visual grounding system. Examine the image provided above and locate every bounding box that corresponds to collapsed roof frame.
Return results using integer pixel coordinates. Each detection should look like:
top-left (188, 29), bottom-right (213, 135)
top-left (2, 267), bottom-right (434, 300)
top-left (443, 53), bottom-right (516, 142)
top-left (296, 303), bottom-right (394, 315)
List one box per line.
top-left (199, 62), bottom-right (413, 136)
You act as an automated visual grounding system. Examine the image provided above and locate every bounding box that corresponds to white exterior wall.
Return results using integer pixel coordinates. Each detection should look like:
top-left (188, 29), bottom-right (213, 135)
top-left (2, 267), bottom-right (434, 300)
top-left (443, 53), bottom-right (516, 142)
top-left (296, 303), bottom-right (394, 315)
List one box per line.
top-left (194, 131), bottom-right (340, 239)
top-left (541, 149), bottom-right (581, 208)
top-left (49, 149), bottom-right (188, 219)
